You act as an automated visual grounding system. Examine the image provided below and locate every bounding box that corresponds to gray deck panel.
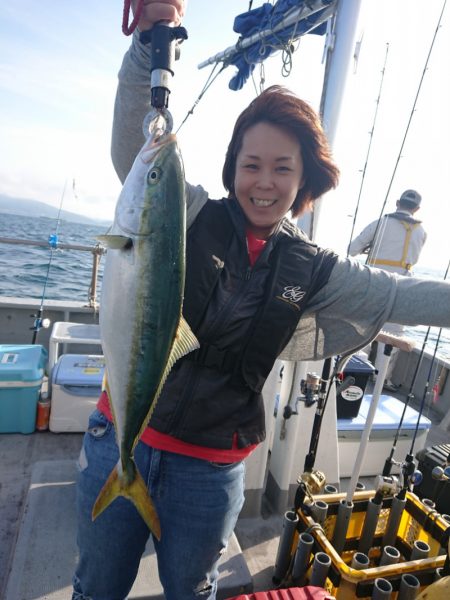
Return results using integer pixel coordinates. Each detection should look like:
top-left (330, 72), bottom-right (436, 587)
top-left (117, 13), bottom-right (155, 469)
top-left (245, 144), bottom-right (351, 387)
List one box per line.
top-left (5, 460), bottom-right (252, 600)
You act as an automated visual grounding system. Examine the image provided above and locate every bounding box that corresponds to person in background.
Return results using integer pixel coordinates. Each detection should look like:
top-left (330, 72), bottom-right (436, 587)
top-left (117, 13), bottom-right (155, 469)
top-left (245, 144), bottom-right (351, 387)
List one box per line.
top-left (349, 190), bottom-right (427, 390)
top-left (72, 2), bottom-right (450, 599)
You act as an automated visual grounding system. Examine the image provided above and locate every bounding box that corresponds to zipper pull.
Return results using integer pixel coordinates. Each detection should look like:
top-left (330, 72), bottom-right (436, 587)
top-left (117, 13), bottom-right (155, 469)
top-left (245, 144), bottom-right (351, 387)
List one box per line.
top-left (245, 267), bottom-right (252, 280)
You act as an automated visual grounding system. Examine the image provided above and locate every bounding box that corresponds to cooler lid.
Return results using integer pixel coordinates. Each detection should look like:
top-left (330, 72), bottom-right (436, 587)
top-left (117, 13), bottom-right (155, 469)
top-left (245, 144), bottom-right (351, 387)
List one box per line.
top-left (0, 345), bottom-right (47, 383)
top-left (342, 354), bottom-right (375, 374)
top-left (338, 395), bottom-right (431, 431)
top-left (52, 354), bottom-right (105, 387)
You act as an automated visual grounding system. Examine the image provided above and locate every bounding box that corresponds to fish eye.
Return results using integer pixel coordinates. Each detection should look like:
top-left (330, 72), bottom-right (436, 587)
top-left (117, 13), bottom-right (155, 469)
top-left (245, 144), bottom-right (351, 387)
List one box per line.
top-left (147, 167), bottom-right (161, 184)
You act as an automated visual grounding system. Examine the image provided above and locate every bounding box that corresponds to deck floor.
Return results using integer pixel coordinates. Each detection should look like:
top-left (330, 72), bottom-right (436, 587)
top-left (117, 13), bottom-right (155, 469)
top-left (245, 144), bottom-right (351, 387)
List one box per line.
top-left (1, 393), bottom-right (449, 598)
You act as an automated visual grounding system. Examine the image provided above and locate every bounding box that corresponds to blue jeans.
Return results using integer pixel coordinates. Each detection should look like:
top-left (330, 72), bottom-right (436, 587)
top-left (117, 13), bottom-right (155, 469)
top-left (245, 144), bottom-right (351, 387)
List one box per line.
top-left (72, 410), bottom-right (245, 600)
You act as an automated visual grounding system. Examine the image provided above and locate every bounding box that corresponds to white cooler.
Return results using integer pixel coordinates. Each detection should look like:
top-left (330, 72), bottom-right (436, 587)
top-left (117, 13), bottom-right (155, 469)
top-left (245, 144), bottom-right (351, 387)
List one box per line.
top-left (338, 394), bottom-right (432, 477)
top-left (50, 354), bottom-right (105, 432)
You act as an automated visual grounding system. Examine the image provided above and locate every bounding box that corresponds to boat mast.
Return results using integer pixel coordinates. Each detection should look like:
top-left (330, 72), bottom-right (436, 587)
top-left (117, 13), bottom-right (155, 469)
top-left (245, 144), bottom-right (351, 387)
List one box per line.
top-left (303, 0), bottom-right (363, 240)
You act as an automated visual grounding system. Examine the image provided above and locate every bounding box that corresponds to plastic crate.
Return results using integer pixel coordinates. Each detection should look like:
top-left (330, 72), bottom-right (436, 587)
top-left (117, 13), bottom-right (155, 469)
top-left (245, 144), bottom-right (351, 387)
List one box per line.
top-left (226, 588), bottom-right (335, 599)
top-left (293, 490), bottom-right (449, 598)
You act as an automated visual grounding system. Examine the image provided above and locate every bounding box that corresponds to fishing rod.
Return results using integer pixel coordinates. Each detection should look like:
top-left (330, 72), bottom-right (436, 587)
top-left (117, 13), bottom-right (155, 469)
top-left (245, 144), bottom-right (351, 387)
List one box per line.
top-left (364, 0), bottom-right (447, 266)
top-left (346, 43), bottom-right (390, 257)
top-left (366, 260), bottom-right (450, 553)
top-left (383, 258), bottom-right (450, 479)
top-left (31, 180), bottom-right (68, 344)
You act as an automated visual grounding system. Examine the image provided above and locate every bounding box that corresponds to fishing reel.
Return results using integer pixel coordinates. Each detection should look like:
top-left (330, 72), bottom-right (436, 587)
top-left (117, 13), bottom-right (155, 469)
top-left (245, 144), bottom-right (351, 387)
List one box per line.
top-left (281, 372), bottom-right (320, 421)
top-left (294, 469), bottom-right (327, 512)
top-left (30, 315), bottom-right (51, 333)
top-left (432, 465), bottom-right (450, 482)
top-left (374, 474), bottom-right (401, 497)
top-left (298, 469), bottom-right (327, 495)
top-left (299, 372), bottom-right (321, 408)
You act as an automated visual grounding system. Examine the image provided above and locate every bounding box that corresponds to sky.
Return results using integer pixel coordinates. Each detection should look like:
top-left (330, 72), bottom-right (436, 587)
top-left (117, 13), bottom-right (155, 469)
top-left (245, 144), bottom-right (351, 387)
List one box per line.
top-left (0, 0), bottom-right (449, 271)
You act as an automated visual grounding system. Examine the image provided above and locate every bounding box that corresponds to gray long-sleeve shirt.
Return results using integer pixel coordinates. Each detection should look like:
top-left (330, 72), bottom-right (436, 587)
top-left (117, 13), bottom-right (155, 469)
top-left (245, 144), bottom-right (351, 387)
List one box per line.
top-left (110, 33), bottom-right (450, 362)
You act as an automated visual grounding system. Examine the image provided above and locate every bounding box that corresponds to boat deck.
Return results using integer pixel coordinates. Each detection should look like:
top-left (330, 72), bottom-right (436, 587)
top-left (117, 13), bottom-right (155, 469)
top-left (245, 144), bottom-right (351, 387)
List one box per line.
top-left (1, 384), bottom-right (449, 599)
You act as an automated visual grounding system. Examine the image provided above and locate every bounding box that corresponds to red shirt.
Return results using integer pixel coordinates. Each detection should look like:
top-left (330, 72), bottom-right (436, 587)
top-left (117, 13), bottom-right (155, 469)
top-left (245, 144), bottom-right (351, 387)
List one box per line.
top-left (96, 229), bottom-right (267, 463)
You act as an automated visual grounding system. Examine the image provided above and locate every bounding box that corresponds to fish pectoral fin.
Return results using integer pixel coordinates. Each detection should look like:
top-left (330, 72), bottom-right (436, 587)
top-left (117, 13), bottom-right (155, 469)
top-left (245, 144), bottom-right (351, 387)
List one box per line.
top-left (96, 234), bottom-right (133, 250)
top-left (145, 316), bottom-right (200, 425)
top-left (92, 461), bottom-right (161, 540)
top-left (168, 315), bottom-right (200, 370)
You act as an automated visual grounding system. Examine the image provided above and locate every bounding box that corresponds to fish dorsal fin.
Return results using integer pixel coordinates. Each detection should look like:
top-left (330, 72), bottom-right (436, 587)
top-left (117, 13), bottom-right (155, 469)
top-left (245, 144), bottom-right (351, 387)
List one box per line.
top-left (143, 316), bottom-right (199, 426)
top-left (96, 234), bottom-right (132, 250)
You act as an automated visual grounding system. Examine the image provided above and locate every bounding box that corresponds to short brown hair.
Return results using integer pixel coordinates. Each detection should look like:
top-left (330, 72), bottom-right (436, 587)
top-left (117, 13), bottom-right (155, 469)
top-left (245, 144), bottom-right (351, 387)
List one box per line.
top-left (222, 85), bottom-right (340, 217)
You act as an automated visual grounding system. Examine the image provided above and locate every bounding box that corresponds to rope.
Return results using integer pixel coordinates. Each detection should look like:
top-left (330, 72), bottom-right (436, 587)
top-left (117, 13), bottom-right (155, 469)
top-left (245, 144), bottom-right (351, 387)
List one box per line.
top-left (122, 0), bottom-right (144, 36)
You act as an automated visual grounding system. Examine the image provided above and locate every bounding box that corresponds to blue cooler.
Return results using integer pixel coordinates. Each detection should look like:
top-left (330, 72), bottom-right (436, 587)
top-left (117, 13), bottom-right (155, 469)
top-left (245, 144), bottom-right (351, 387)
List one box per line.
top-left (50, 354), bottom-right (105, 432)
top-left (0, 345), bottom-right (48, 434)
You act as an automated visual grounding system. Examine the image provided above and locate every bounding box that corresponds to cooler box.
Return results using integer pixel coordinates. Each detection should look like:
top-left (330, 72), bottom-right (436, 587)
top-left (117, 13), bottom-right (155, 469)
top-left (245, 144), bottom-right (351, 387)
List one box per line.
top-left (0, 344), bottom-right (48, 434)
top-left (338, 395), bottom-right (431, 477)
top-left (50, 354), bottom-right (105, 432)
top-left (414, 443), bottom-right (450, 514)
top-left (337, 355), bottom-right (375, 419)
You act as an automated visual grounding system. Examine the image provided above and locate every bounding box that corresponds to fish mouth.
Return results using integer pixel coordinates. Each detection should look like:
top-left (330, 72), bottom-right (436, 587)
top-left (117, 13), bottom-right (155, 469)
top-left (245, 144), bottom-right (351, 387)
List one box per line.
top-left (141, 133), bottom-right (177, 165)
top-left (251, 198), bottom-right (277, 208)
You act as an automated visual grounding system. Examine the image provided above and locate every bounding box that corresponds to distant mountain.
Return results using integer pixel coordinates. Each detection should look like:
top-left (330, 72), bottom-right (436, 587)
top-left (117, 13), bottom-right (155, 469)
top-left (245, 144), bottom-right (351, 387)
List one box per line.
top-left (0, 193), bottom-right (111, 226)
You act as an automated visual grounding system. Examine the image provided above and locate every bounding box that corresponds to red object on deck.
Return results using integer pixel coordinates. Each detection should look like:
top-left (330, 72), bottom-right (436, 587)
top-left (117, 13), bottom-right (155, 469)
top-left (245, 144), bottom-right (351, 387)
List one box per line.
top-left (225, 587), bottom-right (335, 600)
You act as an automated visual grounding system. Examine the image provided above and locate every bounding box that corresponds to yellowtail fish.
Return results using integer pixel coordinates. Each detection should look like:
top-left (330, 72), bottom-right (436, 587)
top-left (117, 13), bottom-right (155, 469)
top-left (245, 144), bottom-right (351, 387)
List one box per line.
top-left (93, 117), bottom-right (199, 540)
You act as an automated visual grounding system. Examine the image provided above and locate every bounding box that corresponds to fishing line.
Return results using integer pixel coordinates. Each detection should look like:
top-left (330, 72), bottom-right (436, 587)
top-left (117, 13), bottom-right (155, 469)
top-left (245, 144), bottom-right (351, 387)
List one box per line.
top-left (31, 180), bottom-right (68, 344)
top-left (365, 0), bottom-right (447, 263)
top-left (175, 61), bottom-right (227, 134)
top-left (346, 43), bottom-right (389, 257)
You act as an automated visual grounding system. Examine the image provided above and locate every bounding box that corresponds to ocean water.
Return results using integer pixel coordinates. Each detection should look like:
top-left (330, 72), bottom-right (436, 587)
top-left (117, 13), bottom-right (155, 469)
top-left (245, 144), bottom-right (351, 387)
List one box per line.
top-left (0, 213), bottom-right (107, 303)
top-left (0, 212), bottom-right (449, 359)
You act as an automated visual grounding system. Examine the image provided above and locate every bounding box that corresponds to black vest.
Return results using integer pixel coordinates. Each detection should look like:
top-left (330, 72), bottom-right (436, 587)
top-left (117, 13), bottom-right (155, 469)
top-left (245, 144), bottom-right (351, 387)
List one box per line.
top-left (184, 198), bottom-right (337, 392)
top-left (148, 198), bottom-right (337, 447)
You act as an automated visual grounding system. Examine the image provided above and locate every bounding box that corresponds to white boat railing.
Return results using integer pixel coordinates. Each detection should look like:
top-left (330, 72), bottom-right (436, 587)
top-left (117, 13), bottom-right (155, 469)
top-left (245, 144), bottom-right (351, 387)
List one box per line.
top-left (0, 236), bottom-right (106, 308)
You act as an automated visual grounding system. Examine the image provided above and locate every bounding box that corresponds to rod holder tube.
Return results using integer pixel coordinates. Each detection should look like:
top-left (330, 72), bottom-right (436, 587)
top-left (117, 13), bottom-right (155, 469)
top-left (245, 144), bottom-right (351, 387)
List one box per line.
top-left (380, 545), bottom-right (400, 566)
top-left (382, 495), bottom-right (406, 547)
top-left (359, 497), bottom-right (382, 554)
top-left (272, 510), bottom-right (299, 583)
top-left (351, 552), bottom-right (370, 570)
top-left (331, 499), bottom-right (353, 555)
top-left (310, 500), bottom-right (328, 526)
top-left (422, 498), bottom-right (436, 509)
top-left (372, 578), bottom-right (393, 599)
top-left (397, 574), bottom-right (420, 600)
top-left (324, 484), bottom-right (338, 494)
top-left (292, 532), bottom-right (314, 584)
top-left (410, 540), bottom-right (430, 560)
top-left (309, 552), bottom-right (331, 588)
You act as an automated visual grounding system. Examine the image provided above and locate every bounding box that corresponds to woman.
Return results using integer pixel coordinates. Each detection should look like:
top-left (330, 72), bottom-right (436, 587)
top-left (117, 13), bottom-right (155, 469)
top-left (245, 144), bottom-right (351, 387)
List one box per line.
top-left (72, 2), bottom-right (450, 599)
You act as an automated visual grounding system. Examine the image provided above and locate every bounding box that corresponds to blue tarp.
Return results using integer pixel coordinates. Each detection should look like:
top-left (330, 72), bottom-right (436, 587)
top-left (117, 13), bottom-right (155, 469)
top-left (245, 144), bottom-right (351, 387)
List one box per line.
top-left (229, 0), bottom-right (335, 90)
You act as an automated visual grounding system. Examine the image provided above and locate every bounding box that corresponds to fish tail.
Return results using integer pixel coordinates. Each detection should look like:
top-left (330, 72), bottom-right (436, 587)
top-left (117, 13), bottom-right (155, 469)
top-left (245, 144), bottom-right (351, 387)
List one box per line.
top-left (92, 462), bottom-right (161, 540)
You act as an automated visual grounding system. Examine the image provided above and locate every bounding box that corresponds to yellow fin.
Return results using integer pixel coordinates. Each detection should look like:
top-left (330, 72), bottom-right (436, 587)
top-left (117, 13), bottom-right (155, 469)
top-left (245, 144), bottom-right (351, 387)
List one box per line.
top-left (96, 234), bottom-right (132, 250)
top-left (92, 462), bottom-right (161, 540)
top-left (168, 315), bottom-right (200, 369)
top-left (144, 316), bottom-right (199, 426)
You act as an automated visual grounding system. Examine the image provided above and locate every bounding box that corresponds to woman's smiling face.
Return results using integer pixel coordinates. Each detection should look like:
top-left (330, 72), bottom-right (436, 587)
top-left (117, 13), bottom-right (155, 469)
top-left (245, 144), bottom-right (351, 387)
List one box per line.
top-left (234, 121), bottom-right (305, 239)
